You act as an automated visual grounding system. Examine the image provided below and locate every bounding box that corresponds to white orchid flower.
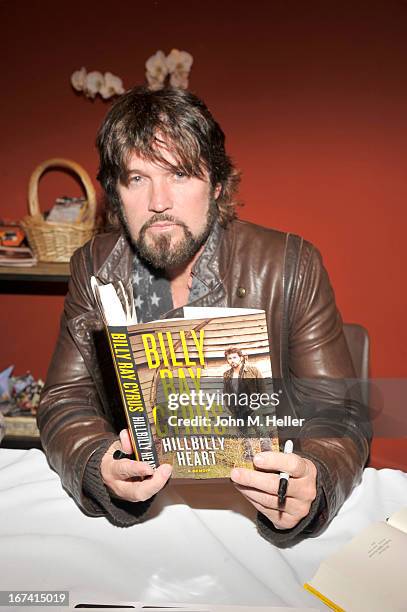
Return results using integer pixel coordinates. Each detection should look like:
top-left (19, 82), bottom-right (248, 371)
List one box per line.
top-left (169, 70), bottom-right (189, 89)
top-left (166, 49), bottom-right (193, 74)
top-left (146, 74), bottom-right (166, 90)
top-left (99, 83), bottom-right (112, 99)
top-left (71, 67), bottom-right (87, 92)
top-left (145, 50), bottom-right (168, 87)
top-left (84, 71), bottom-right (104, 99)
top-left (100, 72), bottom-right (125, 99)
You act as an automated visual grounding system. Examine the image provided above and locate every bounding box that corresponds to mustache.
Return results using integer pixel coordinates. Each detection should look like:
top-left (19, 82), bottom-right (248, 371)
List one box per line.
top-left (142, 214), bottom-right (188, 232)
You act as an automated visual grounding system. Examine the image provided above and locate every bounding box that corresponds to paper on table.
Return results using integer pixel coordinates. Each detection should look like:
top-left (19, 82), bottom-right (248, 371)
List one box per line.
top-left (74, 603), bottom-right (318, 611)
top-left (387, 506), bottom-right (407, 533)
top-left (305, 518), bottom-right (407, 611)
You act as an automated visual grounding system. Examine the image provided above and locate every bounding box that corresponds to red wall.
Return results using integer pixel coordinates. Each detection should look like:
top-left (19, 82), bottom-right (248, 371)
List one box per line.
top-left (1, 0), bottom-right (407, 384)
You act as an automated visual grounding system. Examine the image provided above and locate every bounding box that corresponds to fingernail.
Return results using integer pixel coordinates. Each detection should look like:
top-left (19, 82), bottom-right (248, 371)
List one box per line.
top-left (230, 468), bottom-right (240, 480)
top-left (254, 454), bottom-right (264, 465)
top-left (161, 463), bottom-right (173, 477)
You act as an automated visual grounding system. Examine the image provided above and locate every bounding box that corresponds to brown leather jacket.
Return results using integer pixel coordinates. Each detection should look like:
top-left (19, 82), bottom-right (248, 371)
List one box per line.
top-left (223, 363), bottom-right (267, 411)
top-left (38, 219), bottom-right (370, 545)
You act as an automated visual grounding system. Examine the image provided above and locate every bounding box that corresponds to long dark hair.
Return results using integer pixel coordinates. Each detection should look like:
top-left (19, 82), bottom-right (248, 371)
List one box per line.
top-left (224, 347), bottom-right (246, 359)
top-left (96, 86), bottom-right (240, 226)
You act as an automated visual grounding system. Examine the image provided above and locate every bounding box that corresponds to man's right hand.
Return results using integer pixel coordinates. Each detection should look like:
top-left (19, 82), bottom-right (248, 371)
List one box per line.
top-left (101, 429), bottom-right (172, 502)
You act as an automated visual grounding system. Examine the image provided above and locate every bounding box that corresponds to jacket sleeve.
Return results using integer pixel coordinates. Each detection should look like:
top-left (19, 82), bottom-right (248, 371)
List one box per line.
top-left (257, 242), bottom-right (371, 546)
top-left (37, 242), bottom-right (152, 524)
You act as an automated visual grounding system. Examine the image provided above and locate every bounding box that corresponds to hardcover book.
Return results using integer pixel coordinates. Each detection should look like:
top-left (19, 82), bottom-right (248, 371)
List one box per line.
top-left (92, 278), bottom-right (279, 480)
top-left (304, 507), bottom-right (407, 611)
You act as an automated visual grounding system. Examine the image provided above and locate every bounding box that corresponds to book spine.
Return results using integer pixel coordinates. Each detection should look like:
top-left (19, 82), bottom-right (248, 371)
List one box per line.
top-left (106, 325), bottom-right (159, 469)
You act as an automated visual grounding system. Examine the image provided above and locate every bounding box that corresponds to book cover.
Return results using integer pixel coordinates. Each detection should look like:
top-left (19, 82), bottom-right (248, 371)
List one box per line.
top-left (93, 280), bottom-right (279, 480)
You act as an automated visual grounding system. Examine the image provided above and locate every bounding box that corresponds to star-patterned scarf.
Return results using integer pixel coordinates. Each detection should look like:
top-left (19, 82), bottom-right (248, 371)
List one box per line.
top-left (131, 221), bottom-right (222, 323)
top-left (131, 254), bottom-right (173, 323)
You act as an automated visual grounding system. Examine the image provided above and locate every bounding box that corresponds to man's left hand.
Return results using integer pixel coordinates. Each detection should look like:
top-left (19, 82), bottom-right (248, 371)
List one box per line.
top-left (230, 451), bottom-right (317, 529)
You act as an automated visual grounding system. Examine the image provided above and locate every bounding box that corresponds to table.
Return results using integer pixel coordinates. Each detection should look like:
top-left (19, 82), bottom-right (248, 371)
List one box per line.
top-left (0, 449), bottom-right (406, 610)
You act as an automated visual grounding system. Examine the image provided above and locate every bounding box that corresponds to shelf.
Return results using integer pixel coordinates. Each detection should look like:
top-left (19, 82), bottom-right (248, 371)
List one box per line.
top-left (0, 261), bottom-right (70, 282)
top-left (0, 261), bottom-right (69, 449)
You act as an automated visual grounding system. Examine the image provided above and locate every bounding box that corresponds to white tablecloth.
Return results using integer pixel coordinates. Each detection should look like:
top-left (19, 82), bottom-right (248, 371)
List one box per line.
top-left (0, 449), bottom-right (406, 610)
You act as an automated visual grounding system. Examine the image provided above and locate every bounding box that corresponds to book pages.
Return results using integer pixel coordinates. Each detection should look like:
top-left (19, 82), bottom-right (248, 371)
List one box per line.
top-left (305, 519), bottom-right (407, 611)
top-left (91, 277), bottom-right (137, 326)
top-left (387, 506), bottom-right (407, 534)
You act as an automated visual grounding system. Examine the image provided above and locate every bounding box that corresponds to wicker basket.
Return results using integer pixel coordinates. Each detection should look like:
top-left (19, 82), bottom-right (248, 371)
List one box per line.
top-left (21, 158), bottom-right (96, 262)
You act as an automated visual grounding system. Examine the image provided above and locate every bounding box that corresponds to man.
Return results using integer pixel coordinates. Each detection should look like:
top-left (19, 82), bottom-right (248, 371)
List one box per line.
top-left (38, 86), bottom-right (370, 545)
top-left (222, 347), bottom-right (268, 459)
top-left (223, 347), bottom-right (265, 399)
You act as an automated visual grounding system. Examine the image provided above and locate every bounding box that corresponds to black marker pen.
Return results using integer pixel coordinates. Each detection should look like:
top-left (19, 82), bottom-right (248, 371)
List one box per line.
top-left (113, 449), bottom-right (135, 460)
top-left (278, 439), bottom-right (293, 504)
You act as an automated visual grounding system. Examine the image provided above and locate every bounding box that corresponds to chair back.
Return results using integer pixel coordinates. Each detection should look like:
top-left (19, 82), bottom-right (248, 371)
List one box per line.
top-left (343, 323), bottom-right (369, 380)
top-left (343, 323), bottom-right (370, 406)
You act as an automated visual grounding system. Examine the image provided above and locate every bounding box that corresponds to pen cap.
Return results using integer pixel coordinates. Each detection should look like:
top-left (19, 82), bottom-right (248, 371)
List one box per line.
top-left (283, 439), bottom-right (293, 453)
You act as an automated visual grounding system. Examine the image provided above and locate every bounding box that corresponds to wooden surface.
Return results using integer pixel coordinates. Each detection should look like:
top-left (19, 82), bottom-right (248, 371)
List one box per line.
top-left (0, 261), bottom-right (70, 282)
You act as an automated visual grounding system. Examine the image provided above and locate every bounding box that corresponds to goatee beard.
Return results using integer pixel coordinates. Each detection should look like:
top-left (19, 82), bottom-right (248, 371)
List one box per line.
top-left (121, 199), bottom-right (218, 271)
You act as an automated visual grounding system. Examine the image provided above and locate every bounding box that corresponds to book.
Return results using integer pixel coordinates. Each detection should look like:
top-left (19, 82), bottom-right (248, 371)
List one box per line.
top-left (3, 415), bottom-right (39, 439)
top-left (0, 245), bottom-right (37, 266)
top-left (92, 278), bottom-right (279, 480)
top-left (304, 507), bottom-right (407, 611)
top-left (0, 223), bottom-right (25, 247)
top-left (46, 196), bottom-right (88, 224)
